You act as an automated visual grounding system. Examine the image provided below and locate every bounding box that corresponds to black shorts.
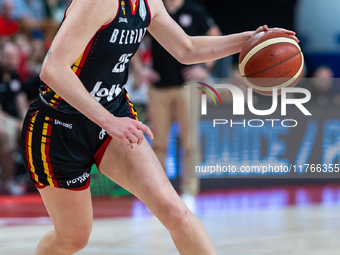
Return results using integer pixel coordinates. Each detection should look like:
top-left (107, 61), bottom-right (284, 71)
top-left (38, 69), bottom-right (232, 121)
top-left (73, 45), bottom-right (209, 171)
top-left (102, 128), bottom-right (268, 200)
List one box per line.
top-left (21, 89), bottom-right (137, 190)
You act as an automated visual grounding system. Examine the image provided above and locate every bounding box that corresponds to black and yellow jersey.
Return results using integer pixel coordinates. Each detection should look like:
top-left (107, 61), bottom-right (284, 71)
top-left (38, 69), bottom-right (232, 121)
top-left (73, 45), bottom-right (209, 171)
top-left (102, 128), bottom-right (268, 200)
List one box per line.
top-left (39, 0), bottom-right (151, 114)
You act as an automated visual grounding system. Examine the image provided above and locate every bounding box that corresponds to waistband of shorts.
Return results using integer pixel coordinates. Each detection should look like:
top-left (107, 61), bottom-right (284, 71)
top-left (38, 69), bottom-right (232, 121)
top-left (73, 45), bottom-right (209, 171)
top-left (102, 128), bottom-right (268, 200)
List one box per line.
top-left (37, 96), bottom-right (89, 122)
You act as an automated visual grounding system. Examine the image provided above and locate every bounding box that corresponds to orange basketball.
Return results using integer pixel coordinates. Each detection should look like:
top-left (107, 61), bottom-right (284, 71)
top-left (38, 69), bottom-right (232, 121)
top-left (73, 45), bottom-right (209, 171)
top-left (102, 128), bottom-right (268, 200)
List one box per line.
top-left (239, 29), bottom-right (304, 96)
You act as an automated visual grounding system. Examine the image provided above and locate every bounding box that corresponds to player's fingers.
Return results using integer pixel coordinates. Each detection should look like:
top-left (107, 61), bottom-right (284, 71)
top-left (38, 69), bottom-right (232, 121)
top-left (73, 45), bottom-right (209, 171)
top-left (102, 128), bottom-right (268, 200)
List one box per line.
top-left (126, 132), bottom-right (138, 144)
top-left (255, 26), bottom-right (263, 33)
top-left (134, 130), bottom-right (144, 145)
top-left (257, 25), bottom-right (268, 32)
top-left (272, 27), bottom-right (296, 35)
top-left (122, 136), bottom-right (132, 148)
top-left (129, 125), bottom-right (143, 145)
top-left (284, 34), bottom-right (299, 43)
top-left (136, 121), bottom-right (154, 140)
top-left (292, 35), bottom-right (300, 43)
top-left (282, 29), bottom-right (296, 35)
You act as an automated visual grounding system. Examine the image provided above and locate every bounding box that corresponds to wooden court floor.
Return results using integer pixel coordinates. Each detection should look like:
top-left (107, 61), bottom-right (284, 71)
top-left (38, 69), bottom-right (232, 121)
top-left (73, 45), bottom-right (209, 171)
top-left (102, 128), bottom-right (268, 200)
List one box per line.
top-left (1, 185), bottom-right (340, 255)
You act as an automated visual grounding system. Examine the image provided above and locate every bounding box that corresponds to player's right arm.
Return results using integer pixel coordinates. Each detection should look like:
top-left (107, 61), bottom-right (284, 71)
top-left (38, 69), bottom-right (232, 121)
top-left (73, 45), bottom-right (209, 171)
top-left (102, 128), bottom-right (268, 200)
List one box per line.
top-left (40, 0), bottom-right (153, 147)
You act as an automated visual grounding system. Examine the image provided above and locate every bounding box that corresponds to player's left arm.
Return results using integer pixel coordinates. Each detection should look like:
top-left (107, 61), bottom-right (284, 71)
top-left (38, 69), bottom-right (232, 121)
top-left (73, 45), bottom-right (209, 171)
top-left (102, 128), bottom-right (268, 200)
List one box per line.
top-left (147, 0), bottom-right (297, 65)
top-left (203, 24), bottom-right (223, 71)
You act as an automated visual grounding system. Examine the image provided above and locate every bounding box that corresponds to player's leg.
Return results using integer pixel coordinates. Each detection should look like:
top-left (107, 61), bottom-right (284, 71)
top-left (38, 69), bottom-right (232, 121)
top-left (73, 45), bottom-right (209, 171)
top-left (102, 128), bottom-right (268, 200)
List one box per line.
top-left (35, 187), bottom-right (93, 255)
top-left (175, 85), bottom-right (200, 196)
top-left (99, 136), bottom-right (217, 255)
top-left (20, 104), bottom-right (94, 255)
top-left (148, 87), bottom-right (173, 172)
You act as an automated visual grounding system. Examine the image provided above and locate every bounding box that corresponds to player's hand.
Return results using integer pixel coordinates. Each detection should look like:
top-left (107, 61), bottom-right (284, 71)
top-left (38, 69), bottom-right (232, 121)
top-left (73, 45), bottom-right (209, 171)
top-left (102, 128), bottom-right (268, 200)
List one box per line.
top-left (253, 25), bottom-right (299, 43)
top-left (182, 65), bottom-right (209, 81)
top-left (134, 66), bottom-right (160, 86)
top-left (253, 25), bottom-right (269, 35)
top-left (106, 116), bottom-right (154, 148)
top-left (270, 27), bottom-right (299, 43)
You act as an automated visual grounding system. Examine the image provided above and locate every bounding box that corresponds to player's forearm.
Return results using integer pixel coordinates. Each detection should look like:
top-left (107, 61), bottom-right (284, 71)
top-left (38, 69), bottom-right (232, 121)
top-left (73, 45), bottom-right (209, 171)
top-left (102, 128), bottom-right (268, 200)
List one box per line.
top-left (40, 66), bottom-right (113, 129)
top-left (183, 31), bottom-right (253, 65)
top-left (204, 25), bottom-right (223, 71)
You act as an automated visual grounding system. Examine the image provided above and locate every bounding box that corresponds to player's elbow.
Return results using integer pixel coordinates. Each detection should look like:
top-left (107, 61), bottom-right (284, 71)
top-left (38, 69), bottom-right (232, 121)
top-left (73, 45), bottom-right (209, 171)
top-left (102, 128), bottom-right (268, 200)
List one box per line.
top-left (40, 61), bottom-right (62, 84)
top-left (172, 37), bottom-right (195, 65)
top-left (175, 55), bottom-right (187, 65)
top-left (39, 64), bottom-right (53, 84)
top-left (174, 49), bottom-right (195, 65)
top-left (176, 54), bottom-right (191, 65)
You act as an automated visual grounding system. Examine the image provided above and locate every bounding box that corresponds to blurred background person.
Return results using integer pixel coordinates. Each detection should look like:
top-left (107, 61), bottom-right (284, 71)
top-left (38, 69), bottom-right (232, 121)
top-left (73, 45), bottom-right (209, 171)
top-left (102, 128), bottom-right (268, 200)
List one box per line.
top-left (134, 0), bottom-right (221, 211)
top-left (0, 0), bottom-right (19, 37)
top-left (13, 33), bottom-right (32, 82)
top-left (0, 0), bottom-right (62, 46)
top-left (0, 0), bottom-right (45, 35)
top-left (295, 0), bottom-right (340, 78)
top-left (0, 0), bottom-right (43, 21)
top-left (44, 0), bottom-right (70, 23)
top-left (308, 66), bottom-right (335, 106)
top-left (0, 41), bottom-right (28, 195)
top-left (39, 0), bottom-right (70, 45)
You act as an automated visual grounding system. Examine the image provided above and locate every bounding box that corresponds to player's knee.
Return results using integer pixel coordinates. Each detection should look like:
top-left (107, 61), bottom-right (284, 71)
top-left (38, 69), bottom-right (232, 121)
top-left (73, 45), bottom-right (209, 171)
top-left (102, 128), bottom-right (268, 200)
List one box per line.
top-left (161, 199), bottom-right (190, 232)
top-left (68, 235), bottom-right (90, 252)
top-left (56, 229), bottom-right (91, 252)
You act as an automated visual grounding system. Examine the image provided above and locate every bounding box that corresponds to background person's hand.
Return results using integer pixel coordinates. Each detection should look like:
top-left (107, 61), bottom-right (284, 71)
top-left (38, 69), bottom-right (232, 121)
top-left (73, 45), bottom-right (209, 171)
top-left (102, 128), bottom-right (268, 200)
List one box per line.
top-left (134, 66), bottom-right (160, 87)
top-left (182, 65), bottom-right (209, 81)
top-left (104, 116), bottom-right (154, 148)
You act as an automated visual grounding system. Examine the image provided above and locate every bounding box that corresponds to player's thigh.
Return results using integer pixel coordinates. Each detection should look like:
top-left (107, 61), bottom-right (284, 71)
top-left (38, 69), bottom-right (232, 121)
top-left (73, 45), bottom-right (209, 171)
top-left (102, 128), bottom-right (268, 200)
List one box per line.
top-left (98, 136), bottom-right (184, 215)
top-left (39, 186), bottom-right (93, 240)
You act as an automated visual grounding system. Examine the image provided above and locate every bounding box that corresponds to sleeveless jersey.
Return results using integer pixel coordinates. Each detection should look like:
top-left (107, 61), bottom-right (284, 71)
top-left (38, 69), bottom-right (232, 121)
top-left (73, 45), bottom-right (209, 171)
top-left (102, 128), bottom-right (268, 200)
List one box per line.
top-left (39, 0), bottom-right (151, 114)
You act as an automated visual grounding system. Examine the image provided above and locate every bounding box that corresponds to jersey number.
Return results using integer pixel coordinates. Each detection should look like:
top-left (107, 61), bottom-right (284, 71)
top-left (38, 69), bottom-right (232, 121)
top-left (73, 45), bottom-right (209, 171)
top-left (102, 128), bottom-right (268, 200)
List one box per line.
top-left (112, 53), bottom-right (133, 73)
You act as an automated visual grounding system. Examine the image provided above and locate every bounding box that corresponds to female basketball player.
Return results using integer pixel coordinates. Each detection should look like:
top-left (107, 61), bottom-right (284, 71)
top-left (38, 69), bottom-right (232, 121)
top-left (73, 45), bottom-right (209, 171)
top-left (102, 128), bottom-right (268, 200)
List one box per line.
top-left (21, 0), bottom-right (297, 254)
